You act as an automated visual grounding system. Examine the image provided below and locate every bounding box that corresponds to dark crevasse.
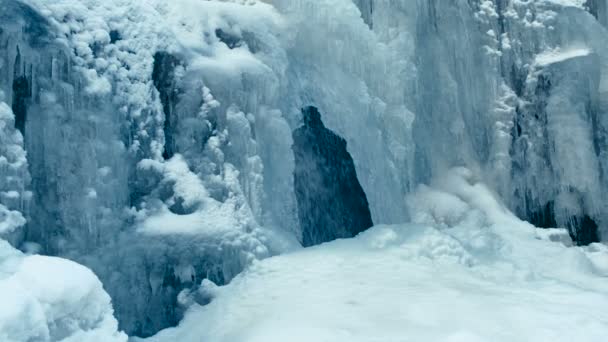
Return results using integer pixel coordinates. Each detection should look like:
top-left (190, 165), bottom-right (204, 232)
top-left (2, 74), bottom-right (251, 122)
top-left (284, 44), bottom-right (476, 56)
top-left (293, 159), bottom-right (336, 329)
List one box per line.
top-left (588, 0), bottom-right (608, 27)
top-left (353, 0), bottom-right (374, 28)
top-left (292, 106), bottom-right (374, 247)
top-left (152, 52), bottom-right (181, 160)
top-left (11, 50), bottom-right (30, 135)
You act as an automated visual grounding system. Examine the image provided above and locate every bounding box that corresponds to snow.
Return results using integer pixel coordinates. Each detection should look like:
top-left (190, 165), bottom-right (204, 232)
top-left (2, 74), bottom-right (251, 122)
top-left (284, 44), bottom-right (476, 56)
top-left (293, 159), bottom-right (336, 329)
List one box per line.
top-left (535, 47), bottom-right (592, 66)
top-left (0, 241), bottom-right (126, 342)
top-left (145, 169), bottom-right (608, 342)
top-left (0, 204), bottom-right (25, 235)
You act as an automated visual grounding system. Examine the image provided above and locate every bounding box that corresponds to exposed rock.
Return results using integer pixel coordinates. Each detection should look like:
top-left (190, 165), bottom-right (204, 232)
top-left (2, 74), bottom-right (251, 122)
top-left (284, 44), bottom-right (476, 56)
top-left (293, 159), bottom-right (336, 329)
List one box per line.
top-left (292, 106), bottom-right (373, 247)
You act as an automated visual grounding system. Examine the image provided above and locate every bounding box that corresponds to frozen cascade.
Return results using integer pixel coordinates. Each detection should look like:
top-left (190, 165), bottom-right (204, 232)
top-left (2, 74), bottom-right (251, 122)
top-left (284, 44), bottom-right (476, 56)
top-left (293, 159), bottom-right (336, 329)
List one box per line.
top-left (0, 0), bottom-right (295, 336)
top-left (0, 0), bottom-right (606, 339)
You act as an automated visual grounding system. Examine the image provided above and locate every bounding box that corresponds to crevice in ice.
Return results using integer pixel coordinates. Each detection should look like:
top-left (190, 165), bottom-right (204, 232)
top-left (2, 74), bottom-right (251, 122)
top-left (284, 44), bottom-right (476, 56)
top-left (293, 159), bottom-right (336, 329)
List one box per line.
top-left (292, 106), bottom-right (373, 247)
top-left (109, 30), bottom-right (121, 44)
top-left (152, 52), bottom-right (181, 160)
top-left (587, 0), bottom-right (608, 26)
top-left (528, 198), bottom-right (600, 245)
top-left (215, 28), bottom-right (242, 49)
top-left (214, 28), bottom-right (261, 53)
top-left (353, 0), bottom-right (374, 28)
top-left (12, 73), bottom-right (30, 136)
top-left (528, 200), bottom-right (558, 229)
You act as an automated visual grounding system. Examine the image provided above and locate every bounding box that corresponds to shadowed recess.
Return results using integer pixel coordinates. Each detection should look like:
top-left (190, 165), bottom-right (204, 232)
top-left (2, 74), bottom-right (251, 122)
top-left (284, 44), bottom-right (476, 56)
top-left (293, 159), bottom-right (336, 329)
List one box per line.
top-left (292, 106), bottom-right (374, 247)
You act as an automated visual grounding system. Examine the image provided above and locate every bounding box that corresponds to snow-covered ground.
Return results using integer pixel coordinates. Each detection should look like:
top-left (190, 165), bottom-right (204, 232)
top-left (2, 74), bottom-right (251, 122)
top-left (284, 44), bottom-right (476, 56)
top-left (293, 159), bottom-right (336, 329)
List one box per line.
top-left (145, 169), bottom-right (608, 342)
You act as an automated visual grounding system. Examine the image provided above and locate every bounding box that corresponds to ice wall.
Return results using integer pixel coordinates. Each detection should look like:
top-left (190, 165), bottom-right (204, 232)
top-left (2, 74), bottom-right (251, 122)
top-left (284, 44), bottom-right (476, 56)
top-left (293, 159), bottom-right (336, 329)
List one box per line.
top-left (0, 0), bottom-right (295, 336)
top-left (365, 0), bottom-right (608, 243)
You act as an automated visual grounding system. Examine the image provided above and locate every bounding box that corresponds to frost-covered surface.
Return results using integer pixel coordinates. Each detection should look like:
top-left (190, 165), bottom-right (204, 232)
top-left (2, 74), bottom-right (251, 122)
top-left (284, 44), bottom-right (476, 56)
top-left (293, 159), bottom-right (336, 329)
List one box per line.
top-left (0, 101), bottom-right (29, 242)
top-left (0, 93), bottom-right (123, 342)
top-left (145, 169), bottom-right (608, 342)
top-left (0, 0), bottom-right (296, 335)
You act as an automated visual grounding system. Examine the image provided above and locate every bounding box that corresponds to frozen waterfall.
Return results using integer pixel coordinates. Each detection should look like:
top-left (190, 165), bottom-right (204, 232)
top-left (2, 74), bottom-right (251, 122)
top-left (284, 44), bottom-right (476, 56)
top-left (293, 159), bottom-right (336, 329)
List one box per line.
top-left (0, 0), bottom-right (607, 340)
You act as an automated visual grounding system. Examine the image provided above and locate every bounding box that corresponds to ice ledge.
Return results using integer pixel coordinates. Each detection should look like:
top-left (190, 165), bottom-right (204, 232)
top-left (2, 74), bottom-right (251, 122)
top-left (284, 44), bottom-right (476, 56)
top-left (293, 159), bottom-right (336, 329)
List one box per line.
top-left (535, 46), bottom-right (592, 66)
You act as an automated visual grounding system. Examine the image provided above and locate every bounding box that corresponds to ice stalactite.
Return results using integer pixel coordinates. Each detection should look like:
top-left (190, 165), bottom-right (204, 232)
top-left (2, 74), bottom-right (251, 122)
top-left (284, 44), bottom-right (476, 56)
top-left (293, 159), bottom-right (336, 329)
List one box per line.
top-left (376, 0), bottom-right (608, 244)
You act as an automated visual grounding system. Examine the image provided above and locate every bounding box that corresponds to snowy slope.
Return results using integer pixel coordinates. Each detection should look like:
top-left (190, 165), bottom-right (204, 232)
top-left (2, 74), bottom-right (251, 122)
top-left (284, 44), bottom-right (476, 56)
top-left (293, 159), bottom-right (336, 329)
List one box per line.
top-left (145, 169), bottom-right (608, 342)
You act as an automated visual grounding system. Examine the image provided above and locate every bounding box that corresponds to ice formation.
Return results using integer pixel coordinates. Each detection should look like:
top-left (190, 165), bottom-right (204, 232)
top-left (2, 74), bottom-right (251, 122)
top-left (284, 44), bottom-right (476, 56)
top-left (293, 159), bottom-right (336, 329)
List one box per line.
top-left (0, 0), bottom-right (607, 340)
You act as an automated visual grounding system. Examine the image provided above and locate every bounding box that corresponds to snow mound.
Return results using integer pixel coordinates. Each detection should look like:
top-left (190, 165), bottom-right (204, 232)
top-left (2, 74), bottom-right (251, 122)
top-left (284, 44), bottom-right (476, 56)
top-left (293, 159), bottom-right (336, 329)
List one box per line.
top-left (145, 168), bottom-right (608, 342)
top-left (0, 241), bottom-right (126, 342)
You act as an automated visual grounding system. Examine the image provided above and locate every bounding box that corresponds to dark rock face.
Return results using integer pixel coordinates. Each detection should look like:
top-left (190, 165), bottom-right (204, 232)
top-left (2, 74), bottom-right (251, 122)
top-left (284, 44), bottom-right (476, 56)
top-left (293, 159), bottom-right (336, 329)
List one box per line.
top-left (152, 52), bottom-right (180, 160)
top-left (292, 106), bottom-right (373, 247)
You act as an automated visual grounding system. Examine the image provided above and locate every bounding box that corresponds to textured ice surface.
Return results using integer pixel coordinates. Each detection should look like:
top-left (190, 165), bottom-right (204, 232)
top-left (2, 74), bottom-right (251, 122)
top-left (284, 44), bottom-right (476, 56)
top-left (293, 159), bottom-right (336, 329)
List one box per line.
top-left (0, 0), bottom-right (295, 336)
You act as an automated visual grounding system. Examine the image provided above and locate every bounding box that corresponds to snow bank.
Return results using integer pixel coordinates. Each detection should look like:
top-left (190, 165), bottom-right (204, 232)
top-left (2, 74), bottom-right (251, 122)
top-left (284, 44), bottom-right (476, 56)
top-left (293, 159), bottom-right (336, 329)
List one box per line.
top-left (535, 47), bottom-right (592, 66)
top-left (0, 240), bottom-right (126, 342)
top-left (145, 168), bottom-right (608, 342)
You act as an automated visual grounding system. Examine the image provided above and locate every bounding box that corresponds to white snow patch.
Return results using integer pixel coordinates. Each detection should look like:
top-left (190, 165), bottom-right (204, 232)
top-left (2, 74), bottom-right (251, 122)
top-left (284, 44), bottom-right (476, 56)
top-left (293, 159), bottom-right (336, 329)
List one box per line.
top-left (535, 47), bottom-right (592, 66)
top-left (0, 204), bottom-right (26, 235)
top-left (0, 240), bottom-right (126, 342)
